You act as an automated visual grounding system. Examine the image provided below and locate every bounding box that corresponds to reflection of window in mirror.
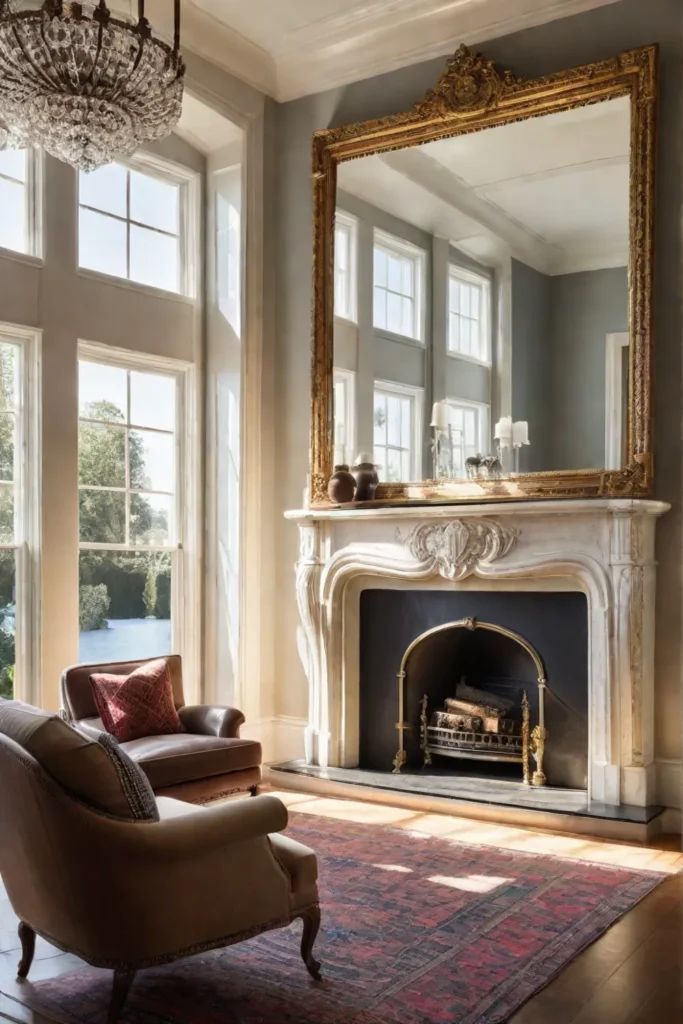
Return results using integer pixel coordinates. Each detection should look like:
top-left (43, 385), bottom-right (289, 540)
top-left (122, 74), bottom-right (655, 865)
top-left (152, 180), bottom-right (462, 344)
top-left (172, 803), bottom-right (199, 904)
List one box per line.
top-left (448, 266), bottom-right (491, 365)
top-left (605, 332), bottom-right (629, 469)
top-left (373, 380), bottom-right (423, 482)
top-left (373, 230), bottom-right (425, 342)
top-left (444, 399), bottom-right (490, 477)
top-left (334, 212), bottom-right (357, 322)
top-left (333, 368), bottom-right (355, 466)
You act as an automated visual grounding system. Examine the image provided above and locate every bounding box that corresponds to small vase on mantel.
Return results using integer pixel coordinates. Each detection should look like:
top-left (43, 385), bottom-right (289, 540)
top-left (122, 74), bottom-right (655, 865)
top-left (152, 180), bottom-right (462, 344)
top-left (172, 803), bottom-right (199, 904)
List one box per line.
top-left (327, 465), bottom-right (356, 504)
top-left (352, 454), bottom-right (379, 502)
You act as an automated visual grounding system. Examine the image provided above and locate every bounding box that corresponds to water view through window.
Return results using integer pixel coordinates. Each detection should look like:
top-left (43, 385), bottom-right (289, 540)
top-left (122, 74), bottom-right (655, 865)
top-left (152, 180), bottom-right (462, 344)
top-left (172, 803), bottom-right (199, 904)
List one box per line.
top-left (78, 358), bottom-right (177, 664)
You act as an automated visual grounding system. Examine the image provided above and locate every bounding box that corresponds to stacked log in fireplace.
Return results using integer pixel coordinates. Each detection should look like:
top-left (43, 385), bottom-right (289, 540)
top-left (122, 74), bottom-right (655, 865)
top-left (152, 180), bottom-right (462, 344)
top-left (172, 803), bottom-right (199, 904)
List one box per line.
top-left (421, 679), bottom-right (525, 766)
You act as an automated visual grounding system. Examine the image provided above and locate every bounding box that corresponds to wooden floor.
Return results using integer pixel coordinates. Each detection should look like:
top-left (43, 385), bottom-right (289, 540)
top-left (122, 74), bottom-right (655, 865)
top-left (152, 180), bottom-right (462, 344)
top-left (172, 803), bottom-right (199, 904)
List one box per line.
top-left (0, 791), bottom-right (680, 1023)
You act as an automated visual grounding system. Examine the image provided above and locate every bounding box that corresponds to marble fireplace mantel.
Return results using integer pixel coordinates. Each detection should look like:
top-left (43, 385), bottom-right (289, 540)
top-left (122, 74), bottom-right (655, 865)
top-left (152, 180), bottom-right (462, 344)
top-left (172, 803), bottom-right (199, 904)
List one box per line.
top-left (285, 500), bottom-right (669, 808)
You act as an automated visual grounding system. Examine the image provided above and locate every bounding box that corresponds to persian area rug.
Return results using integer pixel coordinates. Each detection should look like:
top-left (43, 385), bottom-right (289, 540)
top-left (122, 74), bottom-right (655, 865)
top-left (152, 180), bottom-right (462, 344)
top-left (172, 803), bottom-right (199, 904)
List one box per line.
top-left (11, 813), bottom-right (664, 1024)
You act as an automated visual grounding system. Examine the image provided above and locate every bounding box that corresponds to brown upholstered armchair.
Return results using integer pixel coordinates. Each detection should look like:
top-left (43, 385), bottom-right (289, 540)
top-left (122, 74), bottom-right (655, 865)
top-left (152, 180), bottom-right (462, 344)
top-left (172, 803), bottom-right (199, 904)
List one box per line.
top-left (61, 655), bottom-right (261, 803)
top-left (0, 700), bottom-right (321, 1024)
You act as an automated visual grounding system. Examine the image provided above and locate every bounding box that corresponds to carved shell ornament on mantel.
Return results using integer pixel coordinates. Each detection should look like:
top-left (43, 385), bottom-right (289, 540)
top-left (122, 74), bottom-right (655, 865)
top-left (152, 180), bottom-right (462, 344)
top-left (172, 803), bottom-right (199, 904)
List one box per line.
top-left (395, 519), bottom-right (517, 581)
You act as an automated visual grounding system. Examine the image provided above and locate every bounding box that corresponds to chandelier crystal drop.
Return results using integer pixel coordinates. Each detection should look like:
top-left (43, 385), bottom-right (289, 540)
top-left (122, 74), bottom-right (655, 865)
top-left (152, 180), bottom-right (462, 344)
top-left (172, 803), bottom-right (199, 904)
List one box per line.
top-left (0, 115), bottom-right (23, 150)
top-left (0, 0), bottom-right (185, 171)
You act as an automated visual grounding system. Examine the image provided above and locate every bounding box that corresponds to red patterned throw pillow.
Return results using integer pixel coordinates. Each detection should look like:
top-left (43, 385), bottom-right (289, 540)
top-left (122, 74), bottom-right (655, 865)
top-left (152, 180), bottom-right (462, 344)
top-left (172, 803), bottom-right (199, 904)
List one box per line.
top-left (89, 658), bottom-right (182, 743)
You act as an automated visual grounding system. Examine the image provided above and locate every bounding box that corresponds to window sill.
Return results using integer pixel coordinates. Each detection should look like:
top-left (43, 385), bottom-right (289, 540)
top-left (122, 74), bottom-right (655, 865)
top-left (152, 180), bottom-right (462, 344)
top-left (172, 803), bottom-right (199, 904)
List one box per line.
top-left (0, 246), bottom-right (43, 270)
top-left (77, 268), bottom-right (198, 306)
top-left (373, 328), bottom-right (425, 349)
top-left (447, 350), bottom-right (492, 368)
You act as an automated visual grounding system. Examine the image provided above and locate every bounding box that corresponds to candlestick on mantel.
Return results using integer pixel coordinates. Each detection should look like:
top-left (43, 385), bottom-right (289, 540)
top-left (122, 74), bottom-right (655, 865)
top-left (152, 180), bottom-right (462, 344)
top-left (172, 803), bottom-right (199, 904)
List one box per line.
top-left (431, 402), bottom-right (449, 431)
top-left (513, 420), bottom-right (529, 447)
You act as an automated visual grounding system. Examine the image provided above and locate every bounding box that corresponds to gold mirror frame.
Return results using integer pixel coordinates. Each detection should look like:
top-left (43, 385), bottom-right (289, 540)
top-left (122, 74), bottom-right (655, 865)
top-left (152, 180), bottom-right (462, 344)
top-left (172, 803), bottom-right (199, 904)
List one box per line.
top-left (310, 44), bottom-right (658, 506)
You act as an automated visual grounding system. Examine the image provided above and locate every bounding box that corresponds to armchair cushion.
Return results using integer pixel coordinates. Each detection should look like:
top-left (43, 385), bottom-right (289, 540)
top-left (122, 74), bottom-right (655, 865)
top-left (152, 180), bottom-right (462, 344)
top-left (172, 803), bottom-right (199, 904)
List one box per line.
top-left (0, 700), bottom-right (158, 821)
top-left (90, 658), bottom-right (182, 743)
top-left (120, 733), bottom-right (262, 789)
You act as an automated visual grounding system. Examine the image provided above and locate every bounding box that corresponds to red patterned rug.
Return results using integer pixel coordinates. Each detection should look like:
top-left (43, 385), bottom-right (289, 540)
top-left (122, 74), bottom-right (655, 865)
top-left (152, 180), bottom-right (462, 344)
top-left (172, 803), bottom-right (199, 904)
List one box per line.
top-left (9, 812), bottom-right (665, 1023)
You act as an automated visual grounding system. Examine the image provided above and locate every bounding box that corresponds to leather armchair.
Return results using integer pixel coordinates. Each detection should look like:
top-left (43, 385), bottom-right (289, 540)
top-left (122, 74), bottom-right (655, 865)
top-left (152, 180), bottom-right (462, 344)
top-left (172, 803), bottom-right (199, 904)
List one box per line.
top-left (61, 656), bottom-right (262, 804)
top-left (0, 702), bottom-right (321, 1024)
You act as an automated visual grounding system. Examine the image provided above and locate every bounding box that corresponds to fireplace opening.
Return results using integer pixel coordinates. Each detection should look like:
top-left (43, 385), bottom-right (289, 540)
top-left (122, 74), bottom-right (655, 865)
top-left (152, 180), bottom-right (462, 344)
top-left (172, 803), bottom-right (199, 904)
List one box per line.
top-left (359, 590), bottom-right (588, 790)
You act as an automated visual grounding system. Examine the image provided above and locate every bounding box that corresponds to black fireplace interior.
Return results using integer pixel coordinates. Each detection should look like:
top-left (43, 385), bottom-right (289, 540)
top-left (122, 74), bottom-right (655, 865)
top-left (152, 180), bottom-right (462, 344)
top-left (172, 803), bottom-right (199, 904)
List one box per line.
top-left (359, 590), bottom-right (588, 790)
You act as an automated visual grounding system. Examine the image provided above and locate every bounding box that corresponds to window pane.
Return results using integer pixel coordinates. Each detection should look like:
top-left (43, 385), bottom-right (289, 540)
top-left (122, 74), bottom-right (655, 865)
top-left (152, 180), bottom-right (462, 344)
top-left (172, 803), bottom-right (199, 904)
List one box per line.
top-left (373, 395), bottom-right (386, 445)
top-left (471, 286), bottom-right (480, 318)
top-left (388, 255), bottom-right (401, 292)
top-left (79, 423), bottom-right (126, 487)
top-left (79, 489), bottom-right (126, 544)
top-left (449, 313), bottom-right (460, 349)
top-left (129, 430), bottom-right (175, 493)
top-left (335, 224), bottom-right (348, 272)
top-left (129, 224), bottom-right (179, 292)
top-left (0, 549), bottom-right (16, 699)
top-left (387, 395), bottom-right (401, 446)
top-left (401, 397), bottom-right (411, 445)
top-left (374, 248), bottom-right (387, 287)
top-left (461, 284), bottom-right (470, 317)
top-left (0, 414), bottom-right (15, 482)
top-left (0, 148), bottom-right (26, 183)
top-left (0, 486), bottom-right (13, 542)
top-left (130, 170), bottom-right (179, 234)
top-left (79, 163), bottom-right (127, 218)
top-left (79, 208), bottom-right (127, 279)
top-left (386, 448), bottom-right (401, 482)
top-left (449, 277), bottom-right (459, 313)
top-left (130, 371), bottom-right (175, 432)
top-left (387, 291), bottom-right (402, 334)
top-left (79, 361), bottom-right (127, 421)
top-left (130, 493), bottom-right (172, 545)
top-left (401, 296), bottom-right (413, 338)
top-left (0, 177), bottom-right (26, 254)
top-left (79, 550), bottom-right (172, 663)
top-left (0, 344), bottom-right (18, 411)
top-left (373, 287), bottom-right (386, 330)
top-left (401, 449), bottom-right (411, 480)
top-left (461, 318), bottom-right (471, 353)
top-left (470, 316), bottom-right (480, 352)
top-left (402, 259), bottom-right (413, 296)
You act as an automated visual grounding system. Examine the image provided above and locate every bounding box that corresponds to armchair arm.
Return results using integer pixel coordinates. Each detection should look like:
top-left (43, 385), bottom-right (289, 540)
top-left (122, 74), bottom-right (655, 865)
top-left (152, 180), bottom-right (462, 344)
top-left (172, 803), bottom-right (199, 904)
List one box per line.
top-left (178, 704), bottom-right (245, 738)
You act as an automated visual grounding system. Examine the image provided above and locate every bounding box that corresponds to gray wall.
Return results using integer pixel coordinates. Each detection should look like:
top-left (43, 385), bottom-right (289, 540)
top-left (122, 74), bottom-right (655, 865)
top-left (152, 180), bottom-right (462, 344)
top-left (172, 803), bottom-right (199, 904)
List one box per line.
top-left (272, 0), bottom-right (683, 783)
top-left (511, 258), bottom-right (552, 472)
top-left (549, 266), bottom-right (629, 469)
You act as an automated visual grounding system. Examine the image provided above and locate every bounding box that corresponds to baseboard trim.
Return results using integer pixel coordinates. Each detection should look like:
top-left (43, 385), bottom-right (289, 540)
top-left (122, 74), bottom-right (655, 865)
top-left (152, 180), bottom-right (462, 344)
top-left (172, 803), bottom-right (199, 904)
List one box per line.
top-left (241, 716), bottom-right (307, 763)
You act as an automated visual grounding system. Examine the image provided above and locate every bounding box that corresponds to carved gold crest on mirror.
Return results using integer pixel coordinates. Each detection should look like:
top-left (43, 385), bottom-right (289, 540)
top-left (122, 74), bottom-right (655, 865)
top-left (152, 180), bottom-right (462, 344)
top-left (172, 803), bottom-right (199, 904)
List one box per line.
top-left (310, 43), bottom-right (658, 506)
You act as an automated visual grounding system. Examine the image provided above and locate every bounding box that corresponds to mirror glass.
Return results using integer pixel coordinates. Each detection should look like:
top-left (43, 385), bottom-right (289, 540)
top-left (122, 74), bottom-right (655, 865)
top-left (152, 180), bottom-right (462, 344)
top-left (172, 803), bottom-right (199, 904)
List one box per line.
top-left (333, 97), bottom-right (631, 483)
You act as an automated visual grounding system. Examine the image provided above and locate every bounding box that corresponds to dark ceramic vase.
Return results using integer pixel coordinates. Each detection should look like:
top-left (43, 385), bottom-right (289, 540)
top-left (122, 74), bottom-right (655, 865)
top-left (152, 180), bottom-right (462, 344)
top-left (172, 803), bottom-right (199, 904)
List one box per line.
top-left (352, 461), bottom-right (379, 502)
top-left (328, 465), bottom-right (356, 504)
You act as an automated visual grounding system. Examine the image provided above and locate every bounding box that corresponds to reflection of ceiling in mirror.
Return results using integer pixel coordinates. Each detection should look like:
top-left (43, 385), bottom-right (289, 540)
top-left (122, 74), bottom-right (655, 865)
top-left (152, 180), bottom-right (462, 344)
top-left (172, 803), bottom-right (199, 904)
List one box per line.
top-left (336, 96), bottom-right (630, 275)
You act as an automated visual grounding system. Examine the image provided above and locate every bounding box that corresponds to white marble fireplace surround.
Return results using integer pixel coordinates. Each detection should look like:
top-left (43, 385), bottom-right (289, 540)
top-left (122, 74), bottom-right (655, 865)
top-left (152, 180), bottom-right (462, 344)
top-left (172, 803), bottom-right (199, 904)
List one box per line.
top-left (286, 499), bottom-right (670, 809)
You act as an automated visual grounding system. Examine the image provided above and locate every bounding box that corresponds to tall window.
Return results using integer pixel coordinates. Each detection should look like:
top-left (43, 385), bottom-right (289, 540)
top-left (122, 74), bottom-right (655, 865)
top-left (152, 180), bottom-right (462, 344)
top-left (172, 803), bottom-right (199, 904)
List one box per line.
top-left (373, 381), bottom-right (422, 482)
top-left (78, 353), bottom-right (188, 664)
top-left (333, 369), bottom-right (355, 466)
top-left (0, 148), bottom-right (39, 257)
top-left (334, 212), bottom-right (357, 322)
top-left (79, 160), bottom-right (193, 295)
top-left (0, 327), bottom-right (40, 702)
top-left (448, 266), bottom-right (491, 364)
top-left (445, 400), bottom-right (489, 477)
top-left (373, 231), bottom-right (424, 341)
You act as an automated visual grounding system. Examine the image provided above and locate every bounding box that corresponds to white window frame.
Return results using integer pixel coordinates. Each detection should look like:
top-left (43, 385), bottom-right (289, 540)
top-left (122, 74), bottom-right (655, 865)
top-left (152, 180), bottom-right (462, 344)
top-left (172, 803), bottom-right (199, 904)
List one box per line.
top-left (605, 332), bottom-right (630, 469)
top-left (78, 152), bottom-right (200, 300)
top-left (447, 264), bottom-right (492, 366)
top-left (333, 368), bottom-right (356, 466)
top-left (0, 147), bottom-right (43, 261)
top-left (373, 229), bottom-right (426, 344)
top-left (0, 323), bottom-right (41, 704)
top-left (334, 211), bottom-right (358, 324)
top-left (373, 379), bottom-right (423, 481)
top-left (445, 397), bottom-right (490, 476)
top-left (77, 341), bottom-right (200, 691)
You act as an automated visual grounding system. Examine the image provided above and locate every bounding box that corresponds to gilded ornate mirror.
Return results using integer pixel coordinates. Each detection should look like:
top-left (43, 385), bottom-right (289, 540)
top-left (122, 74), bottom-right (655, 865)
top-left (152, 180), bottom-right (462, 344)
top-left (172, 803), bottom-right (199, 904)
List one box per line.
top-left (310, 44), bottom-right (658, 506)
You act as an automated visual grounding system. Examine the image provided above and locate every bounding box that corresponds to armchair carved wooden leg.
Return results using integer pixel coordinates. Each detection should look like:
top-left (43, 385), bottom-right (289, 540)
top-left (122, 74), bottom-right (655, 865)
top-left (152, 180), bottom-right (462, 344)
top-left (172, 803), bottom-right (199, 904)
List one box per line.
top-left (16, 922), bottom-right (35, 979)
top-left (107, 969), bottom-right (136, 1024)
top-left (299, 906), bottom-right (322, 981)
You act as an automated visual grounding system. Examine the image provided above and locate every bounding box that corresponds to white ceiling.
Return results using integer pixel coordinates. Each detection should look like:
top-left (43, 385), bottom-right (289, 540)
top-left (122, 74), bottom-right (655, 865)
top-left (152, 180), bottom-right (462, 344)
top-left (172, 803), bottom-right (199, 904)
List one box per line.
top-left (337, 97), bottom-right (631, 276)
top-left (140, 0), bottom-right (622, 101)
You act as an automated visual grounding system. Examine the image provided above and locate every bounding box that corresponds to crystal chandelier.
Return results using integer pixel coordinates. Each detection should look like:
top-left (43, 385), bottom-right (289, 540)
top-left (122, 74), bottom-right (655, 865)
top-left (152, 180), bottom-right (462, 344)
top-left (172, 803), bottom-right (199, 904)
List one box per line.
top-left (0, 1), bottom-right (185, 171)
top-left (0, 115), bottom-right (23, 150)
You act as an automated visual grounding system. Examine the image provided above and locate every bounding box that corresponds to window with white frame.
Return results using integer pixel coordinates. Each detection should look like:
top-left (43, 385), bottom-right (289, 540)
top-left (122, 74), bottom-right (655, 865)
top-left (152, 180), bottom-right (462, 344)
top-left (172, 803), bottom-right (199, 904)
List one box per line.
top-left (373, 230), bottom-right (424, 341)
top-left (0, 326), bottom-right (40, 702)
top-left (78, 351), bottom-right (195, 667)
top-left (448, 265), bottom-right (491, 364)
top-left (445, 399), bottom-right (489, 477)
top-left (334, 212), bottom-right (357, 322)
top-left (0, 148), bottom-right (39, 257)
top-left (373, 381), bottom-right (422, 482)
top-left (333, 369), bottom-right (355, 466)
top-left (79, 159), bottom-right (194, 295)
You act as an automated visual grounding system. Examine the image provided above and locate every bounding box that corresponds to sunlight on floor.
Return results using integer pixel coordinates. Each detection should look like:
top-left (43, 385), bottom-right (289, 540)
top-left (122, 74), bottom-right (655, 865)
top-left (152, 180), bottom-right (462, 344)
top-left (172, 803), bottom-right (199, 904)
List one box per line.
top-left (270, 789), bottom-right (683, 875)
top-left (427, 874), bottom-right (513, 893)
top-left (373, 863), bottom-right (413, 873)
